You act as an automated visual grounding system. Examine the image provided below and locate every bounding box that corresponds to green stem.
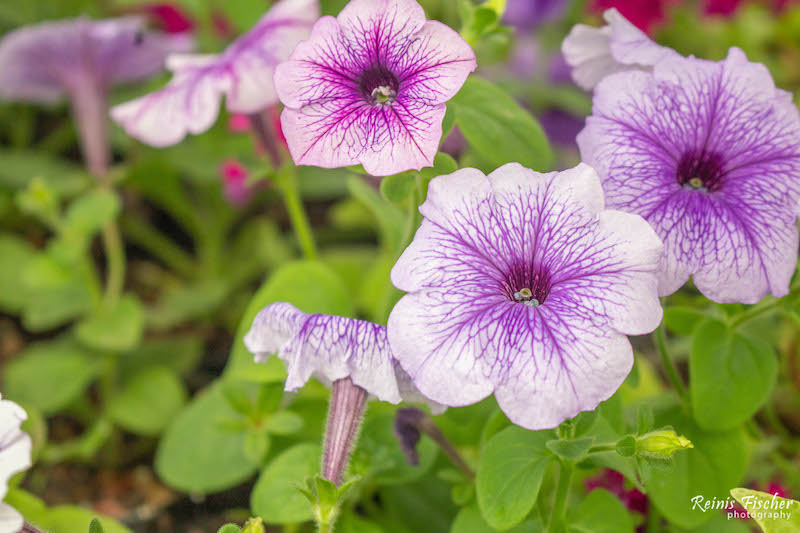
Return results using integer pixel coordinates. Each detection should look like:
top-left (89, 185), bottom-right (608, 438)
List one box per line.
top-left (548, 460), bottom-right (573, 533)
top-left (653, 324), bottom-right (688, 404)
top-left (277, 166), bottom-right (318, 260)
top-left (586, 443), bottom-right (617, 454)
top-left (101, 218), bottom-right (125, 307)
top-left (730, 281), bottom-right (800, 328)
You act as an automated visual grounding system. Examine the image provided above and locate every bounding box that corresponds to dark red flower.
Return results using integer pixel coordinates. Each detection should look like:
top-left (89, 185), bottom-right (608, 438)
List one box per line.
top-left (585, 469), bottom-right (649, 515)
top-left (141, 4), bottom-right (194, 34)
top-left (590, 0), bottom-right (673, 33)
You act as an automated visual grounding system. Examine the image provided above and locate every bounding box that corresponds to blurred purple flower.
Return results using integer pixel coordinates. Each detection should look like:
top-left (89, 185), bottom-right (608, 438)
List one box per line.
top-left (0, 395), bottom-right (32, 533)
top-left (504, 0), bottom-right (567, 31)
top-left (112, 0), bottom-right (318, 147)
top-left (244, 302), bottom-right (443, 411)
top-left (0, 16), bottom-right (190, 174)
top-left (274, 0), bottom-right (476, 176)
top-left (0, 16), bottom-right (189, 104)
top-left (578, 48), bottom-right (800, 303)
top-left (562, 8), bottom-right (678, 90)
top-left (538, 108), bottom-right (584, 149)
top-left (387, 163), bottom-right (663, 430)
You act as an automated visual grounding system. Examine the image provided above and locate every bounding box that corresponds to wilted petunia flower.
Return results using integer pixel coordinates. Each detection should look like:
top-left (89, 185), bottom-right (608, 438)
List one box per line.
top-left (245, 302), bottom-right (443, 409)
top-left (387, 163), bottom-right (663, 430)
top-left (0, 16), bottom-right (190, 175)
top-left (273, 0), bottom-right (476, 176)
top-left (578, 48), bottom-right (800, 304)
top-left (244, 302), bottom-right (442, 483)
top-left (561, 8), bottom-right (677, 90)
top-left (0, 395), bottom-right (32, 532)
top-left (112, 0), bottom-right (319, 147)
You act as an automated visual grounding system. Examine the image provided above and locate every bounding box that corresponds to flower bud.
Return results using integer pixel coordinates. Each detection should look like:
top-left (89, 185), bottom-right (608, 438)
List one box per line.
top-left (635, 429), bottom-right (693, 459)
top-left (241, 517), bottom-right (265, 533)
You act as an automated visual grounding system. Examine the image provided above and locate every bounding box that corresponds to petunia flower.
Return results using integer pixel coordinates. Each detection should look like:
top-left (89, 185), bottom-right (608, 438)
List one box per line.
top-left (244, 302), bottom-right (443, 483)
top-left (111, 0), bottom-right (319, 147)
top-left (273, 0), bottom-right (476, 176)
top-left (590, 0), bottom-right (672, 34)
top-left (0, 394), bottom-right (32, 533)
top-left (577, 48), bottom-right (800, 303)
top-left (562, 8), bottom-right (678, 91)
top-left (387, 163), bottom-right (663, 430)
top-left (504, 0), bottom-right (567, 32)
top-left (0, 16), bottom-right (191, 175)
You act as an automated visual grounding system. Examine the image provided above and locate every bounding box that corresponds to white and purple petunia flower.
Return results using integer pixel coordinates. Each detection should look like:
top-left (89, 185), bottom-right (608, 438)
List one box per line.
top-left (387, 163), bottom-right (664, 430)
top-left (0, 16), bottom-right (190, 104)
top-left (273, 0), bottom-right (476, 176)
top-left (561, 8), bottom-right (678, 90)
top-left (244, 302), bottom-right (444, 412)
top-left (111, 0), bottom-right (319, 147)
top-left (0, 395), bottom-right (32, 533)
top-left (578, 48), bottom-right (800, 304)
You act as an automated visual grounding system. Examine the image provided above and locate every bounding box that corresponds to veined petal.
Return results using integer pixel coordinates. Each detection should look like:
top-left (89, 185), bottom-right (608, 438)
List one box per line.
top-left (111, 0), bottom-right (318, 146)
top-left (578, 48), bottom-right (800, 303)
top-left (388, 164), bottom-right (663, 429)
top-left (0, 395), bottom-right (31, 502)
top-left (275, 0), bottom-right (474, 176)
top-left (244, 303), bottom-right (442, 410)
top-left (562, 8), bottom-right (677, 90)
top-left (0, 503), bottom-right (23, 533)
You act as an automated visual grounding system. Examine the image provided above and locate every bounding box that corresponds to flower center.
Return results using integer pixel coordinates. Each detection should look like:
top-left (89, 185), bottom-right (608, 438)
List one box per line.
top-left (676, 150), bottom-right (725, 192)
top-left (503, 263), bottom-right (552, 307)
top-left (359, 64), bottom-right (399, 106)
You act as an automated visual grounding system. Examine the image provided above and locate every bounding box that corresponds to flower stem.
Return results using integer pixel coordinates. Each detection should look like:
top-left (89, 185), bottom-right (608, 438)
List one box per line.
top-left (394, 407), bottom-right (475, 480)
top-left (548, 460), bottom-right (573, 533)
top-left (101, 219), bottom-right (125, 306)
top-left (276, 165), bottom-right (318, 260)
top-left (323, 378), bottom-right (367, 485)
top-left (653, 324), bottom-right (688, 404)
top-left (68, 76), bottom-right (126, 306)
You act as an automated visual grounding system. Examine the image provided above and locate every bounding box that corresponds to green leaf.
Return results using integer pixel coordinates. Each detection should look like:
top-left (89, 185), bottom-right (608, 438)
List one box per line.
top-left (21, 266), bottom-right (94, 331)
top-left (62, 189), bottom-right (120, 245)
top-left (450, 77), bottom-right (553, 172)
top-left (26, 505), bottom-right (131, 533)
top-left (451, 505), bottom-right (541, 533)
top-left (89, 518), bottom-right (105, 533)
top-left (568, 489), bottom-right (634, 533)
top-left (380, 172), bottom-right (417, 205)
top-left (730, 488), bottom-right (800, 533)
top-left (243, 429), bottom-right (270, 464)
top-left (664, 306), bottom-right (707, 336)
top-left (690, 319), bottom-right (777, 430)
top-left (643, 407), bottom-right (748, 529)
top-left (0, 149), bottom-right (88, 192)
top-left (476, 426), bottom-right (553, 530)
top-left (147, 279), bottom-right (229, 330)
top-left (217, 525), bottom-right (242, 533)
top-left (156, 382), bottom-right (261, 493)
top-left (352, 413), bottom-right (438, 485)
top-left (0, 234), bottom-right (35, 312)
top-left (338, 511), bottom-right (385, 533)
top-left (546, 437), bottom-right (594, 461)
top-left (225, 260), bottom-right (354, 382)
top-left (266, 411), bottom-right (304, 435)
top-left (251, 443), bottom-right (321, 524)
top-left (75, 295), bottom-right (144, 352)
top-left (120, 336), bottom-right (204, 377)
top-left (4, 340), bottom-right (99, 414)
top-left (615, 435), bottom-right (637, 457)
top-left (108, 367), bottom-right (187, 436)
